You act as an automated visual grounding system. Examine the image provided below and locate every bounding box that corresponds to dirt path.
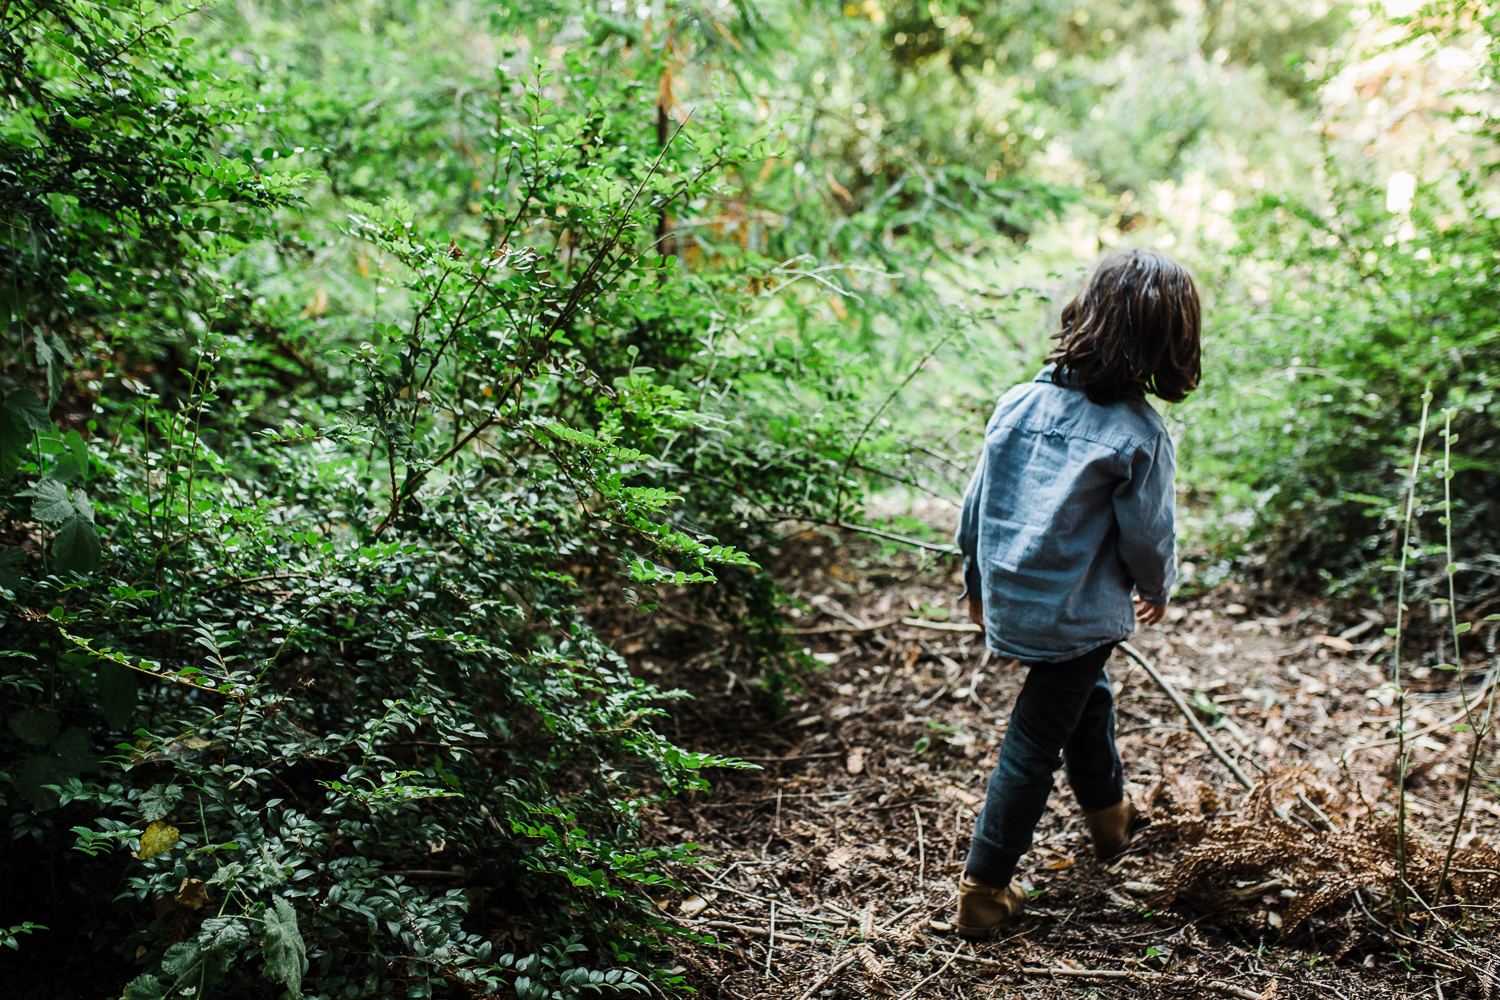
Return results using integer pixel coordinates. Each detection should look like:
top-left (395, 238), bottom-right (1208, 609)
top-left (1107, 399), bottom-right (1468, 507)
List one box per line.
top-left (611, 532), bottom-right (1500, 999)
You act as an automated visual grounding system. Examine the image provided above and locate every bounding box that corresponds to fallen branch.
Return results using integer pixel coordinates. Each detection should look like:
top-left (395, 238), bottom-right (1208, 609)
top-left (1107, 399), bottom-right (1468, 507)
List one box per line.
top-left (699, 920), bottom-right (818, 945)
top-left (927, 948), bottom-right (1006, 970)
top-left (794, 617), bottom-right (898, 635)
top-left (1118, 642), bottom-right (1255, 791)
top-left (902, 617), bottom-right (981, 633)
top-left (1022, 967), bottom-right (1266, 1000)
top-left (1341, 667), bottom-right (1497, 761)
top-left (796, 953), bottom-right (858, 1000)
top-left (897, 941), bottom-right (966, 999)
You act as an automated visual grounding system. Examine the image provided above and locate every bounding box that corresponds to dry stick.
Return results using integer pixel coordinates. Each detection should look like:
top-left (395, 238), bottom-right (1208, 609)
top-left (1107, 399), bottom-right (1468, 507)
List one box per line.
top-left (795, 954), bottom-right (858, 1000)
top-left (902, 617), bottom-right (981, 633)
top-left (1341, 669), bottom-right (1498, 760)
top-left (928, 948), bottom-right (1005, 970)
top-left (765, 899), bottom-right (776, 977)
top-left (913, 806), bottom-right (926, 885)
top-left (701, 920), bottom-right (817, 945)
top-left (793, 617), bottom-right (899, 635)
top-left (1117, 642), bottom-right (1254, 790)
top-left (1394, 389), bottom-right (1434, 910)
top-left (897, 941), bottom-right (966, 1000)
top-left (1021, 968), bottom-right (1266, 1000)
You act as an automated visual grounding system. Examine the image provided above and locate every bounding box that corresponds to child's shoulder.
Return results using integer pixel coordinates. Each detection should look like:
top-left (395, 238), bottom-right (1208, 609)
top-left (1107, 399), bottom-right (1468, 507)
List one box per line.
top-left (990, 374), bottom-right (1168, 453)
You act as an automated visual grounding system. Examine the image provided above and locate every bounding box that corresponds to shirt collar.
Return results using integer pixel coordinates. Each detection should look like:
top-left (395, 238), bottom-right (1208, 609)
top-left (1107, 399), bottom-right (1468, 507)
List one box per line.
top-left (1035, 363), bottom-right (1083, 390)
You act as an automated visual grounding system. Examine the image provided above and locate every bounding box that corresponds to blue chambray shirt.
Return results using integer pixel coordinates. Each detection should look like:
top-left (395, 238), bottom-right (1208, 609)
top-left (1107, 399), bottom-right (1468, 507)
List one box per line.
top-left (956, 364), bottom-right (1177, 663)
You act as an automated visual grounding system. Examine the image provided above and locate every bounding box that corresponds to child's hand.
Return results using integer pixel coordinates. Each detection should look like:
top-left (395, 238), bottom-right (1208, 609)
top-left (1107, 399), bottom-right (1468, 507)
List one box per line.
top-left (967, 594), bottom-right (984, 635)
top-left (1133, 593), bottom-right (1166, 626)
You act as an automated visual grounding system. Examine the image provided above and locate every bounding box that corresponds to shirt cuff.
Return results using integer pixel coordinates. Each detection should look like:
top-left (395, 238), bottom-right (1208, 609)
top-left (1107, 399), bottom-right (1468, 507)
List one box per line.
top-left (959, 555), bottom-right (982, 601)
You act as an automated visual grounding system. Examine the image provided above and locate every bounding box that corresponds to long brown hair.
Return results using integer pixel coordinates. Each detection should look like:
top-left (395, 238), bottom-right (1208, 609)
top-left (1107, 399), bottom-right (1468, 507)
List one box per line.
top-left (1047, 248), bottom-right (1201, 405)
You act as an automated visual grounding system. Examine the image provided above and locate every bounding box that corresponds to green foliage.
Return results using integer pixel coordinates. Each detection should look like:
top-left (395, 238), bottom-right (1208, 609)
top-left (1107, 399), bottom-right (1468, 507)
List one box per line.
top-left (0, 3), bottom-right (797, 997)
top-left (1176, 160), bottom-right (1500, 598)
top-left (4, 0), bottom-right (1496, 996)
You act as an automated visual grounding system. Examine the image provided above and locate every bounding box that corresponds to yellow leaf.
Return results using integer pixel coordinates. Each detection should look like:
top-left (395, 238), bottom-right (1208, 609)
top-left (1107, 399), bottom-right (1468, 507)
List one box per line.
top-left (135, 820), bottom-right (180, 860)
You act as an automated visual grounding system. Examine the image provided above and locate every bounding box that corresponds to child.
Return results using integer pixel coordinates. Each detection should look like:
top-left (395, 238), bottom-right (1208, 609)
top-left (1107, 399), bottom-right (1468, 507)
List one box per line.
top-left (952, 248), bottom-right (1200, 938)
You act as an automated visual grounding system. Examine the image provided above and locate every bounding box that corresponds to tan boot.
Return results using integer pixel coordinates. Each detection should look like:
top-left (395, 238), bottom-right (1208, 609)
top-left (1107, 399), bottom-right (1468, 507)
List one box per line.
top-left (955, 875), bottom-right (1028, 939)
top-left (1084, 798), bottom-right (1143, 860)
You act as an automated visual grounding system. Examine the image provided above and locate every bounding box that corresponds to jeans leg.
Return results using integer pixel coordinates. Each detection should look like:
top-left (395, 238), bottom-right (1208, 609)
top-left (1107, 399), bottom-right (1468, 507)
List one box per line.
top-left (964, 643), bottom-right (1116, 887)
top-left (1062, 664), bottom-right (1125, 812)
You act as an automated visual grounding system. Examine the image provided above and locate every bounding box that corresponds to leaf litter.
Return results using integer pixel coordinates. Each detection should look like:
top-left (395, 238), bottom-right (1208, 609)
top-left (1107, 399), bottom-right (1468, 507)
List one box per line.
top-left (595, 531), bottom-right (1500, 999)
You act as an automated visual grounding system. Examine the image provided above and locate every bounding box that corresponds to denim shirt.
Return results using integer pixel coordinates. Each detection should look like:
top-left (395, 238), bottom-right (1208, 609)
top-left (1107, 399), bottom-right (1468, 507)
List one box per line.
top-left (956, 364), bottom-right (1177, 663)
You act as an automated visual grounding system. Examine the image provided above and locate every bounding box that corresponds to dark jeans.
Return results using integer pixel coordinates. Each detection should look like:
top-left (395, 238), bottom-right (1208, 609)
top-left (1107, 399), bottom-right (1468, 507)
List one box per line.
top-left (964, 642), bottom-right (1123, 888)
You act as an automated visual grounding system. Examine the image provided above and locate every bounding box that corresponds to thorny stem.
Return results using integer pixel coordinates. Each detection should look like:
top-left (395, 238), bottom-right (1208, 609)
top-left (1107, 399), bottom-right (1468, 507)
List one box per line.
top-left (1393, 386), bottom-right (1432, 915)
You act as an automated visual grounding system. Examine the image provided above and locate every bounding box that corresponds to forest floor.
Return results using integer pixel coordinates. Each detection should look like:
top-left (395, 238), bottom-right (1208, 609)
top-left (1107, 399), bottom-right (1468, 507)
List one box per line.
top-left (603, 524), bottom-right (1500, 1000)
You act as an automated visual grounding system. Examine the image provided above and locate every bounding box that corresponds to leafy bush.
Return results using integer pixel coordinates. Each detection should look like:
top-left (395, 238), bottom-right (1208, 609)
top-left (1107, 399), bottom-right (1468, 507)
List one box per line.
top-left (0, 5), bottom-right (809, 996)
top-left (1176, 159), bottom-right (1500, 604)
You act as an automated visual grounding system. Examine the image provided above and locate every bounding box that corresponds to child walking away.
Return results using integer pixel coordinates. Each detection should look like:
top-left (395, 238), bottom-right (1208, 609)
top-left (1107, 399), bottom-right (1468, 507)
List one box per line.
top-left (952, 248), bottom-right (1201, 939)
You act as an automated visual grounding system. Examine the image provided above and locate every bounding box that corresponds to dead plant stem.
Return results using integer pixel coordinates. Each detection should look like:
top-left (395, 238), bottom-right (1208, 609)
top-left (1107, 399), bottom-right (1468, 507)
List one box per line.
top-left (1394, 387), bottom-right (1433, 912)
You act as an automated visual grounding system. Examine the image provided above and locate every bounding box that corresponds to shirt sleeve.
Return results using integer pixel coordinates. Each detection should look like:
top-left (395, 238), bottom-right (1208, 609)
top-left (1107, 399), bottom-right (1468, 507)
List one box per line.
top-left (955, 456), bottom-right (985, 600)
top-left (1112, 431), bottom-right (1178, 606)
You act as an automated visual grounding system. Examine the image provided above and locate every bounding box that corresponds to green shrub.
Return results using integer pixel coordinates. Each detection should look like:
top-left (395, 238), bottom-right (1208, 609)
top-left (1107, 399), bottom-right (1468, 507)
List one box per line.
top-left (0, 6), bottom-right (784, 996)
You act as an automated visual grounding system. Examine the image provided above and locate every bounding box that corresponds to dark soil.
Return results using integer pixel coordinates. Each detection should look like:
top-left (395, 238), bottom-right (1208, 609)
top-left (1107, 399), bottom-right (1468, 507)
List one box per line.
top-left (607, 529), bottom-right (1500, 999)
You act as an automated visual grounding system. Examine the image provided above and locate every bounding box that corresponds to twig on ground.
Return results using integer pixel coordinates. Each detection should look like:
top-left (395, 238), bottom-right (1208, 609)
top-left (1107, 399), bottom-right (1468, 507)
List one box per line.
top-left (794, 617), bottom-right (898, 635)
top-left (795, 953), bottom-right (857, 1000)
top-left (1021, 967), bottom-right (1267, 1000)
top-left (902, 617), bottom-right (982, 633)
top-left (928, 948), bottom-right (1006, 970)
top-left (701, 920), bottom-right (817, 945)
top-left (1341, 669), bottom-right (1497, 761)
top-left (914, 806), bottom-right (926, 885)
top-left (1118, 642), bottom-right (1254, 790)
top-left (765, 900), bottom-right (776, 976)
top-left (898, 941), bottom-right (967, 999)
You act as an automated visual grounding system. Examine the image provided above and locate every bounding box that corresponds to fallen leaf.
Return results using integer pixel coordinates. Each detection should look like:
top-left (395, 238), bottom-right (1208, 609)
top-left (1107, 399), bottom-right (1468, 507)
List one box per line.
top-left (826, 845), bottom-right (854, 871)
top-left (846, 750), bottom-right (865, 775)
top-left (135, 821), bottom-right (180, 860)
top-left (679, 894), bottom-right (708, 918)
top-left (174, 878), bottom-right (209, 911)
top-left (1224, 603), bottom-right (1248, 615)
top-left (1313, 634), bottom-right (1355, 653)
top-left (927, 920), bottom-right (953, 932)
top-left (1043, 855), bottom-right (1076, 870)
